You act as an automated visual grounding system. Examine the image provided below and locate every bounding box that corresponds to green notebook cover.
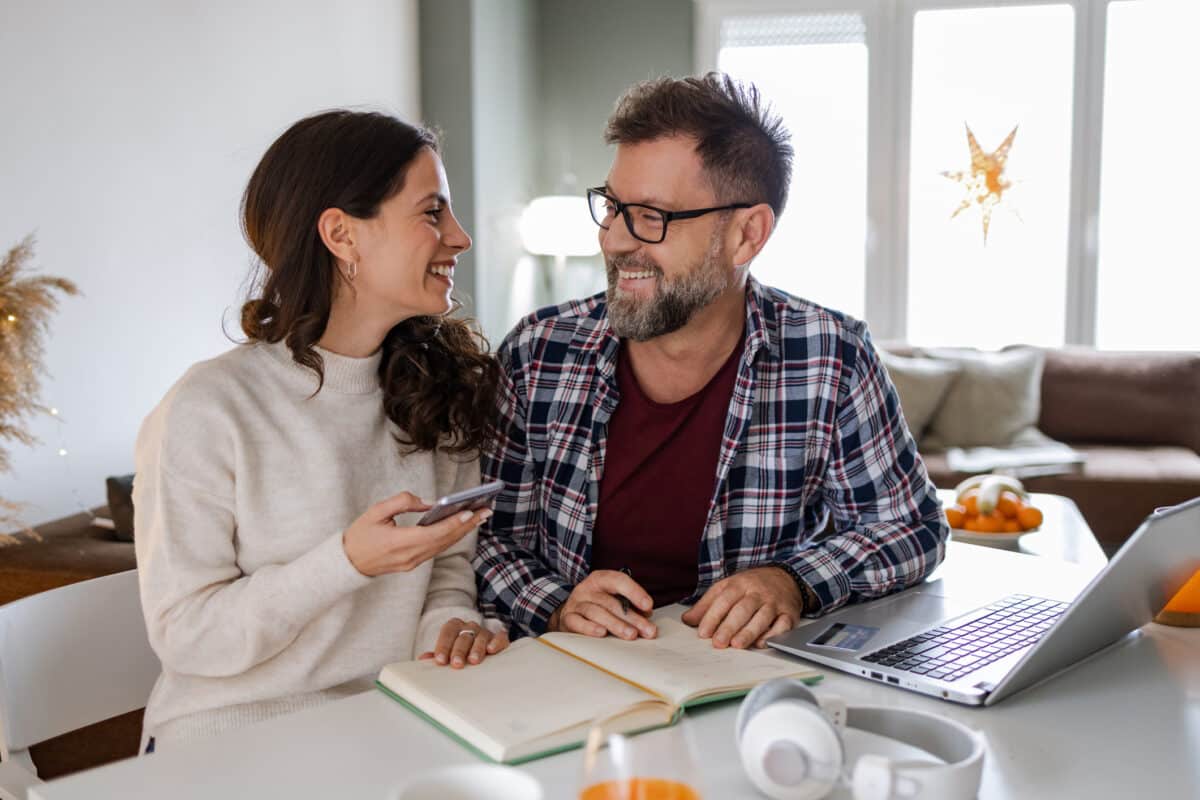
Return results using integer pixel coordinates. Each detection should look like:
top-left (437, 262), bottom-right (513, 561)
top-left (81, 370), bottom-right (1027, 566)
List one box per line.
top-left (376, 672), bottom-right (821, 765)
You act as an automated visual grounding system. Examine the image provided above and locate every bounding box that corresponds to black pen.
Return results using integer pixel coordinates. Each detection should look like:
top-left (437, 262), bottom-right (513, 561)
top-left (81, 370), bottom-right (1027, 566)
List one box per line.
top-left (617, 566), bottom-right (634, 615)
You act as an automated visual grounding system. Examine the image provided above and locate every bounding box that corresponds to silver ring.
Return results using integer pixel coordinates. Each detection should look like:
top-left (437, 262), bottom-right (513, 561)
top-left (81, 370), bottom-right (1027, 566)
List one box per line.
top-left (457, 629), bottom-right (477, 638)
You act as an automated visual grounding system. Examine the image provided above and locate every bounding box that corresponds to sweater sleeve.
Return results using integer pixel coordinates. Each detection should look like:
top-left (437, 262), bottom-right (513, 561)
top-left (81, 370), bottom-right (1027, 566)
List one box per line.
top-left (133, 373), bottom-right (372, 678)
top-left (414, 453), bottom-right (485, 655)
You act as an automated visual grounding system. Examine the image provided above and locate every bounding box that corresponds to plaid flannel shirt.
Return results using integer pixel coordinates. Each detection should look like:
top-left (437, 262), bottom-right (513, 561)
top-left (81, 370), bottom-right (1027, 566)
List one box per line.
top-left (474, 277), bottom-right (948, 638)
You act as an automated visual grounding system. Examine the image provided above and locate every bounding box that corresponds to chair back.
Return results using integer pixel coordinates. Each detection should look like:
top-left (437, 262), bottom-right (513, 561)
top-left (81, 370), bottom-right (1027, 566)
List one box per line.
top-left (0, 570), bottom-right (159, 755)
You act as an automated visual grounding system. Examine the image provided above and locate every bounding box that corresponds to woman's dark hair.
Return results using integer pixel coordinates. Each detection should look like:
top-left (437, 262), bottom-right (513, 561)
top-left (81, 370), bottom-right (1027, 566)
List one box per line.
top-left (239, 109), bottom-right (498, 455)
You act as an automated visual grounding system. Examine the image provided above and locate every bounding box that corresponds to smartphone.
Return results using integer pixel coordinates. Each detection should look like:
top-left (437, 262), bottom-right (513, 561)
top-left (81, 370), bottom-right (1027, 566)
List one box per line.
top-left (416, 480), bottom-right (505, 526)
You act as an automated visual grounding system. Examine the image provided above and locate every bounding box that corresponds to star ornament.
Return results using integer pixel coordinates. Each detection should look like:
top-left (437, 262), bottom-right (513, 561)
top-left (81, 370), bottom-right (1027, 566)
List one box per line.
top-left (941, 123), bottom-right (1021, 244)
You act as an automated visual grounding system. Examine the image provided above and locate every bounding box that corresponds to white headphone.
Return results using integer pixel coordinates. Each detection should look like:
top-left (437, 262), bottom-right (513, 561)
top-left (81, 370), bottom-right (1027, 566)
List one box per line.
top-left (736, 679), bottom-right (985, 800)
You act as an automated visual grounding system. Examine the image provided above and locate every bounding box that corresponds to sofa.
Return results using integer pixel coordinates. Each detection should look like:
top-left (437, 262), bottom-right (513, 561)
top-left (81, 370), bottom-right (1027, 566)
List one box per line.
top-left (880, 345), bottom-right (1200, 555)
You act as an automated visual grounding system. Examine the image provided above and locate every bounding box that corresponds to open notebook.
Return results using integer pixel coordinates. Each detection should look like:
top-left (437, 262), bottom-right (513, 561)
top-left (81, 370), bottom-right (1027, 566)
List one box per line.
top-left (377, 613), bottom-right (821, 764)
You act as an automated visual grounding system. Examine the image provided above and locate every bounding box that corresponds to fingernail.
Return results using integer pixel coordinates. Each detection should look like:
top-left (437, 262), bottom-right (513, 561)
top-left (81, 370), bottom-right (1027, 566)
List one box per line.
top-left (453, 657), bottom-right (463, 666)
top-left (458, 510), bottom-right (474, 522)
top-left (479, 509), bottom-right (493, 521)
top-left (469, 654), bottom-right (480, 663)
top-left (436, 654), bottom-right (447, 664)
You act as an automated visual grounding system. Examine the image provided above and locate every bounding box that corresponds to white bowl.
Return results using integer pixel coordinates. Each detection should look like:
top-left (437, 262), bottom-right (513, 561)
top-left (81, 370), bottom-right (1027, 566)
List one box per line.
top-left (395, 764), bottom-right (544, 800)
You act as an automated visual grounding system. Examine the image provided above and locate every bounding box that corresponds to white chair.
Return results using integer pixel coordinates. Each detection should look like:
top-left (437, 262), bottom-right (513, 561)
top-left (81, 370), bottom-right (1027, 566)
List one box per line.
top-left (0, 570), bottom-right (160, 800)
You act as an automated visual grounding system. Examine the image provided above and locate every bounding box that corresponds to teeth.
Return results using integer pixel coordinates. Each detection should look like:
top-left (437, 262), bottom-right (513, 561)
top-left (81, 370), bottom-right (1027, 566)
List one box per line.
top-left (619, 270), bottom-right (656, 280)
top-left (428, 265), bottom-right (454, 277)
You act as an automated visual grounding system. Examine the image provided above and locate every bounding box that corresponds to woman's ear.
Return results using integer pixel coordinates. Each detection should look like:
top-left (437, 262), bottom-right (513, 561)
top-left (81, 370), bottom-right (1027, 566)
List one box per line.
top-left (727, 204), bottom-right (776, 268)
top-left (317, 207), bottom-right (357, 265)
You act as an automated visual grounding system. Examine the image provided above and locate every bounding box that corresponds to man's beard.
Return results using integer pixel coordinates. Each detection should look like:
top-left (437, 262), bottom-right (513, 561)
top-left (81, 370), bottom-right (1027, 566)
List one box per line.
top-left (605, 230), bottom-right (731, 341)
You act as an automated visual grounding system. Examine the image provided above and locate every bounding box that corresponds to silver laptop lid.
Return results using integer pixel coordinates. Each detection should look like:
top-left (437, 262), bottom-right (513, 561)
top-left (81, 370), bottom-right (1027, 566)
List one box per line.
top-left (986, 496), bottom-right (1200, 704)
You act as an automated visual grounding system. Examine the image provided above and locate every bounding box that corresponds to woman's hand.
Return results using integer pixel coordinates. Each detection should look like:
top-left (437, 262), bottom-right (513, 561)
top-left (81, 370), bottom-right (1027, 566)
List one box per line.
top-left (419, 618), bottom-right (510, 668)
top-left (342, 492), bottom-right (491, 577)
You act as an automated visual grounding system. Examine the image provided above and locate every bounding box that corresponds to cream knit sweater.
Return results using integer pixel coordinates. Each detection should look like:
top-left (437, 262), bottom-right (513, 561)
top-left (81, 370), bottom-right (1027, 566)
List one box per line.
top-left (133, 340), bottom-right (482, 745)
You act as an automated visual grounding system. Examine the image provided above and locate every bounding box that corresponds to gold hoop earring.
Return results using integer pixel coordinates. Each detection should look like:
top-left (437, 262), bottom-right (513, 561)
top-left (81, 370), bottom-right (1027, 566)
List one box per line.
top-left (346, 262), bottom-right (357, 281)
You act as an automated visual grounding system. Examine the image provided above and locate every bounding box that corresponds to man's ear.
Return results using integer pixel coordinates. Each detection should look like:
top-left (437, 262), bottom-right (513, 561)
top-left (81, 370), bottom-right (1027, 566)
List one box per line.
top-left (317, 207), bottom-right (358, 265)
top-left (727, 203), bottom-right (776, 268)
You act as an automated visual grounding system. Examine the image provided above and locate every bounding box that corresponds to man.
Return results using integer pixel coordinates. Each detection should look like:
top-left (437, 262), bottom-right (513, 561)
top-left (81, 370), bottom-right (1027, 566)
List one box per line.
top-left (475, 72), bottom-right (947, 649)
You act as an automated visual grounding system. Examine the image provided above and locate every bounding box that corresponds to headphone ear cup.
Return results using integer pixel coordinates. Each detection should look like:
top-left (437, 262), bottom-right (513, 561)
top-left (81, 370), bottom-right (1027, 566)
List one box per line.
top-left (851, 754), bottom-right (895, 800)
top-left (737, 679), bottom-right (822, 739)
top-left (739, 699), bottom-right (844, 800)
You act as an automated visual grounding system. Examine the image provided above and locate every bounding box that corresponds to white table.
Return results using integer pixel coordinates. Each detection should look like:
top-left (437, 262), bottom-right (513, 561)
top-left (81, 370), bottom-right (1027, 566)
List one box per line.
top-left (936, 489), bottom-right (1108, 571)
top-left (33, 544), bottom-right (1199, 799)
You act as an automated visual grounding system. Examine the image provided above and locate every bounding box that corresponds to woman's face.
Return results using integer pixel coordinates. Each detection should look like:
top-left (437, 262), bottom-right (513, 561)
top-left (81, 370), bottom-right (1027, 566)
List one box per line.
top-left (350, 148), bottom-right (471, 321)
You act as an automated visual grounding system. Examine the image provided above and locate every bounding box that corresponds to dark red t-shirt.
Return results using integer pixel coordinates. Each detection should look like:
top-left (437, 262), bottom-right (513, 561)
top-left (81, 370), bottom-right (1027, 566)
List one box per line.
top-left (591, 337), bottom-right (744, 607)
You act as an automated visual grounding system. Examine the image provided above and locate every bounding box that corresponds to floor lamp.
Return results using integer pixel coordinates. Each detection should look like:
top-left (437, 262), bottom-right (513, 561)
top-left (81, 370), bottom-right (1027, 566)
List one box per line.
top-left (518, 195), bottom-right (600, 300)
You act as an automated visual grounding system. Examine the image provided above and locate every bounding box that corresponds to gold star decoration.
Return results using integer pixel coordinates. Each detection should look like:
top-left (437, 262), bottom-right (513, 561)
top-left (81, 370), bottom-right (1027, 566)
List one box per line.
top-left (941, 123), bottom-right (1020, 244)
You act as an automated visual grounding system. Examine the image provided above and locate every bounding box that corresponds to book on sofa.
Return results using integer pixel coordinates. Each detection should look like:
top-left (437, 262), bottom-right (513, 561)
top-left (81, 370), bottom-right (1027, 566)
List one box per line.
top-left (376, 614), bottom-right (821, 764)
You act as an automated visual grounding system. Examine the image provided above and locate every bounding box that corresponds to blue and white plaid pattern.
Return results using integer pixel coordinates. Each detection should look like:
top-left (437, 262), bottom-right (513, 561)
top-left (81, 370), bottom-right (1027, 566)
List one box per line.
top-left (474, 277), bottom-right (948, 638)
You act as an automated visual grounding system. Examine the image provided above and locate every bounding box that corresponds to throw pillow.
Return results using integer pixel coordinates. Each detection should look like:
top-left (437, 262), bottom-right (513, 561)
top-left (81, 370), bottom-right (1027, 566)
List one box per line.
top-left (877, 350), bottom-right (962, 441)
top-left (920, 346), bottom-right (1046, 450)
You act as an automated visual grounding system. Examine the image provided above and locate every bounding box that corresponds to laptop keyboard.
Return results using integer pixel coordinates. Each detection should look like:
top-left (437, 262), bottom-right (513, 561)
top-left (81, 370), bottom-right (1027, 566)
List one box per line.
top-left (861, 593), bottom-right (1068, 683)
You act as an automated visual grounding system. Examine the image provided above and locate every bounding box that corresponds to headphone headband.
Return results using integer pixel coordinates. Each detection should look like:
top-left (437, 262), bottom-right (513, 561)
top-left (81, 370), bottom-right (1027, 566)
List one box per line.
top-left (738, 679), bottom-right (985, 800)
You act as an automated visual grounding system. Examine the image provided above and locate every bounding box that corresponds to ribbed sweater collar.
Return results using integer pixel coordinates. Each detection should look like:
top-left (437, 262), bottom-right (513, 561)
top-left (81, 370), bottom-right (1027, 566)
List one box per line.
top-left (261, 340), bottom-right (382, 395)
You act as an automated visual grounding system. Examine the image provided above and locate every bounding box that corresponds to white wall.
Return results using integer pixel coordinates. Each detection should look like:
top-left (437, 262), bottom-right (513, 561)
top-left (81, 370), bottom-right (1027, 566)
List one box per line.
top-left (0, 0), bottom-right (420, 525)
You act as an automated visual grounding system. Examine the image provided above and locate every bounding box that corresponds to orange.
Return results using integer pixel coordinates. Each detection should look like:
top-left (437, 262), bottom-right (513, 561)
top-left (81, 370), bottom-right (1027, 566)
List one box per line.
top-left (1017, 506), bottom-right (1043, 531)
top-left (960, 489), bottom-right (980, 516)
top-left (1003, 519), bottom-right (1022, 533)
top-left (945, 506), bottom-right (965, 529)
top-left (962, 517), bottom-right (982, 532)
top-left (581, 779), bottom-right (701, 800)
top-left (975, 513), bottom-right (1004, 533)
top-left (996, 491), bottom-right (1022, 519)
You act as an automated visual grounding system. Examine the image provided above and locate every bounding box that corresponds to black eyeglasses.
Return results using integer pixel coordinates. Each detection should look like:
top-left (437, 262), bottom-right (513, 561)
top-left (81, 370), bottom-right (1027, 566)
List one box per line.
top-left (586, 187), bottom-right (752, 244)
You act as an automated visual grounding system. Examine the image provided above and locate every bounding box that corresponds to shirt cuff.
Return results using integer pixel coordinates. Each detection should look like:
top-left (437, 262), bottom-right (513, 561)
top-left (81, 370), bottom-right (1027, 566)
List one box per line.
top-left (774, 550), bottom-right (853, 616)
top-left (512, 575), bottom-right (572, 637)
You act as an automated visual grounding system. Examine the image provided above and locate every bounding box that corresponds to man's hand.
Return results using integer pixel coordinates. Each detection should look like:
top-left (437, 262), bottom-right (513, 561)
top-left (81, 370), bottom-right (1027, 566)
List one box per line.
top-left (681, 566), bottom-right (803, 649)
top-left (547, 570), bottom-right (658, 640)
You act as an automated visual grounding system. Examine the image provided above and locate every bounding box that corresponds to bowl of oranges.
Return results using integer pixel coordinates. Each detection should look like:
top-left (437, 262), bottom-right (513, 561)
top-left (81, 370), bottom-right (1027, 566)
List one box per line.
top-left (945, 474), bottom-right (1044, 545)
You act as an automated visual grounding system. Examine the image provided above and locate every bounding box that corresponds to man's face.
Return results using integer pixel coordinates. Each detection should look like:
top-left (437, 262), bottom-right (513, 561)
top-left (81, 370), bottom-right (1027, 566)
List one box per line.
top-left (601, 136), bottom-right (734, 341)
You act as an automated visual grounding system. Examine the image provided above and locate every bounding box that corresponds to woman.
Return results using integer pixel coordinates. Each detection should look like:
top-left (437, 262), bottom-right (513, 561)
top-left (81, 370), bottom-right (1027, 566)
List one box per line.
top-left (134, 110), bottom-right (507, 748)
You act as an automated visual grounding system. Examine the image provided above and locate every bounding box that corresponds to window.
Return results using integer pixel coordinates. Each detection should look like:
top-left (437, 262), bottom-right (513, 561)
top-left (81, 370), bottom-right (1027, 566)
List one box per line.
top-left (1094, 0), bottom-right (1200, 350)
top-left (906, 4), bottom-right (1075, 348)
top-left (697, 0), bottom-right (1197, 349)
top-left (717, 14), bottom-right (869, 320)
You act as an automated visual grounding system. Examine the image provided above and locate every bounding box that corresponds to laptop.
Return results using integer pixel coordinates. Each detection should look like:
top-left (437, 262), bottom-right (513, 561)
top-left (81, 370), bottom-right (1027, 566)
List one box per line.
top-left (767, 496), bottom-right (1200, 706)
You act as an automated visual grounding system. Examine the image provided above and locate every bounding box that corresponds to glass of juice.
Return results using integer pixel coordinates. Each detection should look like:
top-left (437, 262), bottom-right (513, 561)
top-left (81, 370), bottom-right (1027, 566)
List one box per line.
top-left (579, 721), bottom-right (702, 800)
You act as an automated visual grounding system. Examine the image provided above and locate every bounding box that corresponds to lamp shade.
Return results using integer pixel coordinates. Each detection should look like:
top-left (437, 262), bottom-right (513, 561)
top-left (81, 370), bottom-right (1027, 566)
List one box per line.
top-left (518, 195), bottom-right (600, 257)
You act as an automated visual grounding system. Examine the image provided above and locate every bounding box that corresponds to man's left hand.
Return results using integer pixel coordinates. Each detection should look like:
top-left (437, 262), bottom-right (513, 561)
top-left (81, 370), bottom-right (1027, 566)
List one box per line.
top-left (681, 567), bottom-right (803, 649)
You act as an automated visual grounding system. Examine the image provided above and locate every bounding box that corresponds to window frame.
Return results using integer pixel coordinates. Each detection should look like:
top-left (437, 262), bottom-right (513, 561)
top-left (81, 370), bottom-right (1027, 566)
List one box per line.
top-left (695, 0), bottom-right (1117, 346)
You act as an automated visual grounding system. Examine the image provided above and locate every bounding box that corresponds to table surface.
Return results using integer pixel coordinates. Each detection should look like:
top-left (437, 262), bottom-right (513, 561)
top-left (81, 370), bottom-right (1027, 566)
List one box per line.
top-left (936, 489), bottom-right (1108, 571)
top-left (32, 542), bottom-right (1200, 800)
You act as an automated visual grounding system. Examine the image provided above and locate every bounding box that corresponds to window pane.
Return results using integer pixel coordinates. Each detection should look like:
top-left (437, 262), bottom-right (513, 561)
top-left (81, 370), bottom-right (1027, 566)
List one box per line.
top-left (718, 14), bottom-right (868, 320)
top-left (1095, 0), bottom-right (1200, 350)
top-left (907, 5), bottom-right (1075, 349)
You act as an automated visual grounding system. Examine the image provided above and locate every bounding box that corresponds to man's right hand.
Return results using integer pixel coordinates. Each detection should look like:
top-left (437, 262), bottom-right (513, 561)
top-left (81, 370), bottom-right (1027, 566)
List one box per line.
top-left (547, 570), bottom-right (658, 640)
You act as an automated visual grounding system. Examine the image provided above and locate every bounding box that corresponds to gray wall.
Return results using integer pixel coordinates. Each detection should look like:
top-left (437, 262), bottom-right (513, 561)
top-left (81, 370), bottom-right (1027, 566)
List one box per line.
top-left (537, 0), bottom-right (695, 198)
top-left (420, 0), bottom-right (694, 341)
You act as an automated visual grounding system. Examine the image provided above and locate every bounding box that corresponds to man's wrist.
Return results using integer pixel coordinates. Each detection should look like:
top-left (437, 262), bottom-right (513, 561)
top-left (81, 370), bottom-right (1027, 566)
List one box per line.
top-left (546, 604), bottom-right (564, 633)
top-left (768, 562), bottom-right (818, 614)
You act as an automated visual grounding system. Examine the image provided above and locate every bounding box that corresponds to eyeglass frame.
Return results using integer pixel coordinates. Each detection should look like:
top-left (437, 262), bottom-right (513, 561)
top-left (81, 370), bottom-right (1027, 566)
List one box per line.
top-left (586, 187), bottom-right (753, 244)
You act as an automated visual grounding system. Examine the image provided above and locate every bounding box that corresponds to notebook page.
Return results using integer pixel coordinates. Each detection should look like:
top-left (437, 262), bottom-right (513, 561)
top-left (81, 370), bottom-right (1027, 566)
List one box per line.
top-left (541, 617), bottom-right (819, 706)
top-left (378, 636), bottom-right (654, 761)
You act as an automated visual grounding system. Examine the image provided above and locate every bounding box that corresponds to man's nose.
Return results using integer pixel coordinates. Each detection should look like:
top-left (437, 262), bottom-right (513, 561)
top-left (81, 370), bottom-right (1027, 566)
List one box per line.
top-left (600, 211), bottom-right (639, 257)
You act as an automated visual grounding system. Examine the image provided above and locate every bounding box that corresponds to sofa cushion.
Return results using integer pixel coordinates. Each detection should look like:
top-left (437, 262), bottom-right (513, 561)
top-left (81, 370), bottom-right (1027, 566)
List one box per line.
top-left (1040, 349), bottom-right (1200, 454)
top-left (920, 347), bottom-right (1046, 450)
top-left (878, 350), bottom-right (961, 440)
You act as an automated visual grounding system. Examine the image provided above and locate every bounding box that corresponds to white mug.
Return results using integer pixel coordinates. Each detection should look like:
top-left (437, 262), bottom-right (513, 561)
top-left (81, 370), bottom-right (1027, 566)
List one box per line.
top-left (396, 764), bottom-right (543, 800)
